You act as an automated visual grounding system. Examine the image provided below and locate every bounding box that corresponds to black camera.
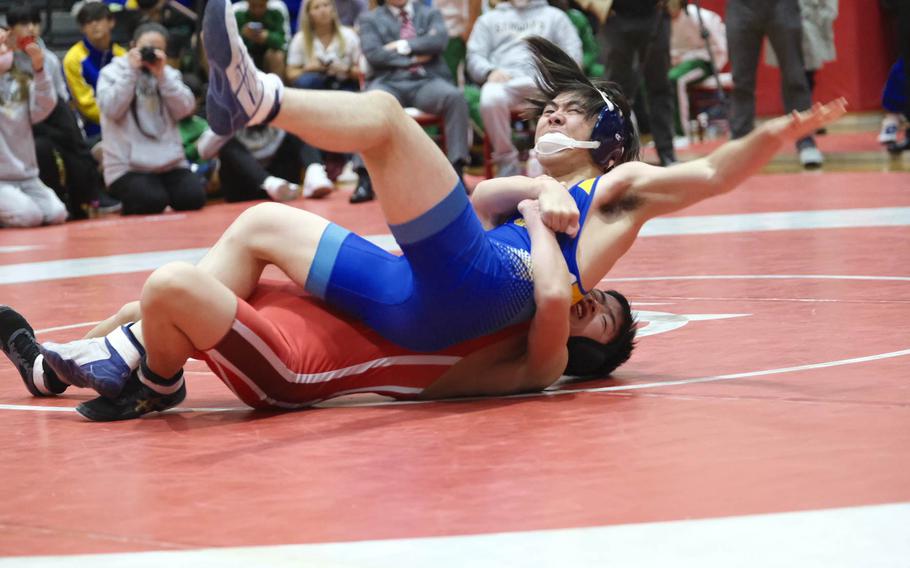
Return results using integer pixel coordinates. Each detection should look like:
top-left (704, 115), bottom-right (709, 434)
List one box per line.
top-left (140, 46), bottom-right (158, 63)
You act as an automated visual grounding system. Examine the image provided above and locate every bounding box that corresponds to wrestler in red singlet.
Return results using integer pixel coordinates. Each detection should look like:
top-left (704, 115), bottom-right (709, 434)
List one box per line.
top-left (196, 281), bottom-right (528, 409)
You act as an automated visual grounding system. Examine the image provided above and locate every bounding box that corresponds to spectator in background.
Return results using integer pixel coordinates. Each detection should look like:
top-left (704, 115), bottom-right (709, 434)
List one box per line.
top-left (879, 0), bottom-right (909, 153)
top-left (6, 6), bottom-right (69, 113)
top-left (286, 0), bottom-right (360, 91)
top-left (178, 75), bottom-right (312, 202)
top-left (725, 0), bottom-right (823, 168)
top-left (351, 0), bottom-right (470, 203)
top-left (766, 0), bottom-right (838, 105)
top-left (556, 0), bottom-right (604, 79)
top-left (0, 28), bottom-right (68, 228)
top-left (598, 0), bottom-right (678, 166)
top-left (234, 0), bottom-right (288, 78)
top-left (105, 0), bottom-right (199, 71)
top-left (467, 0), bottom-right (581, 177)
top-left (433, 0), bottom-right (481, 81)
top-left (285, 0), bottom-right (359, 187)
top-left (8, 3), bottom-right (119, 219)
top-left (879, 58), bottom-right (907, 147)
top-left (668, 0), bottom-right (726, 138)
top-left (230, 125), bottom-right (335, 200)
top-left (98, 22), bottom-right (205, 215)
top-left (64, 2), bottom-right (126, 142)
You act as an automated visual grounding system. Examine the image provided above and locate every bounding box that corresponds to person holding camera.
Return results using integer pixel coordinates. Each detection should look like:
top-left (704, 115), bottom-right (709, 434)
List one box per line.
top-left (0, 25), bottom-right (67, 228)
top-left (97, 22), bottom-right (205, 216)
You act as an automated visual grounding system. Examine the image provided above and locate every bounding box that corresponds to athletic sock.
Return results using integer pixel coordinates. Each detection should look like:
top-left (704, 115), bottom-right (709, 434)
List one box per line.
top-left (107, 323), bottom-right (145, 368)
top-left (138, 357), bottom-right (185, 396)
top-left (256, 73), bottom-right (284, 126)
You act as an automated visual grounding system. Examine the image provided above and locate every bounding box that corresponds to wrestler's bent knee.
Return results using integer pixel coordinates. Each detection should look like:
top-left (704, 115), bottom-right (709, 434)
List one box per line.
top-left (141, 262), bottom-right (206, 310)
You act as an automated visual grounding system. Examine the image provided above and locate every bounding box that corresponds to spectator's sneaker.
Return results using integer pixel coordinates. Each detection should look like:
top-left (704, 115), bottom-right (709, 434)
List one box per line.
top-left (97, 193), bottom-right (122, 215)
top-left (878, 118), bottom-right (900, 144)
top-left (798, 145), bottom-right (824, 169)
top-left (303, 163), bottom-right (333, 198)
top-left (262, 176), bottom-right (301, 201)
top-left (76, 370), bottom-right (186, 422)
top-left (203, 0), bottom-right (284, 135)
top-left (41, 325), bottom-right (144, 399)
top-left (0, 306), bottom-right (67, 397)
top-left (886, 131), bottom-right (910, 155)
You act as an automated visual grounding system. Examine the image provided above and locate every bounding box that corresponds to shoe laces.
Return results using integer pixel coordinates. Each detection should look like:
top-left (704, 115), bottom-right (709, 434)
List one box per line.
top-left (6, 328), bottom-right (38, 376)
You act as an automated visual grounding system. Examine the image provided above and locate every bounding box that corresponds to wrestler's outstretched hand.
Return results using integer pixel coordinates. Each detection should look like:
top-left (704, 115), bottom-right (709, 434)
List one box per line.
top-left (535, 175), bottom-right (580, 237)
top-left (764, 98), bottom-right (848, 142)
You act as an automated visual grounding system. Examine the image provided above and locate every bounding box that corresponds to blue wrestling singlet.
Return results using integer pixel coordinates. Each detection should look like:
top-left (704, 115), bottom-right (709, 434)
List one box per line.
top-left (489, 176), bottom-right (602, 304)
top-left (305, 177), bottom-right (602, 352)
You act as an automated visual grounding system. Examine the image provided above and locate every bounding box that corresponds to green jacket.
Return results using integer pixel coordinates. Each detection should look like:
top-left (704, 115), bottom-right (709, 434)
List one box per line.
top-left (567, 9), bottom-right (604, 79)
top-left (179, 115), bottom-right (209, 163)
top-left (235, 9), bottom-right (287, 52)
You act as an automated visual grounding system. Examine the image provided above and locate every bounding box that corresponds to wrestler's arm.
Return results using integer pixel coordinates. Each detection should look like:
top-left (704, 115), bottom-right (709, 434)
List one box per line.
top-left (517, 199), bottom-right (572, 387)
top-left (471, 175), bottom-right (579, 235)
top-left (420, 201), bottom-right (570, 399)
top-left (606, 99), bottom-right (848, 220)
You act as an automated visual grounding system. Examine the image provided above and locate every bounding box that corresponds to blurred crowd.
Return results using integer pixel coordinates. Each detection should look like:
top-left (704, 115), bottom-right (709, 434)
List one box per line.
top-left (0, 0), bottom-right (904, 229)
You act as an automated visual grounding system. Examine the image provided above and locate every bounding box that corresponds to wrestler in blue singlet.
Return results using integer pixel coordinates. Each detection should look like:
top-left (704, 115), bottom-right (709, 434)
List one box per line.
top-left (305, 176), bottom-right (602, 352)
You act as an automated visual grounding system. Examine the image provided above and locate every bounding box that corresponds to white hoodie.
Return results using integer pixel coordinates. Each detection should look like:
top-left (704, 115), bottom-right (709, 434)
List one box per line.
top-left (466, 0), bottom-right (582, 84)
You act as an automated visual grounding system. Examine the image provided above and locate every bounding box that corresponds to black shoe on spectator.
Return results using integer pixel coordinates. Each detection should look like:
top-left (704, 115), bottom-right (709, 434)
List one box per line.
top-left (658, 150), bottom-right (678, 167)
top-left (886, 129), bottom-right (910, 155)
top-left (452, 159), bottom-right (465, 186)
top-left (350, 171), bottom-right (374, 204)
top-left (97, 193), bottom-right (122, 215)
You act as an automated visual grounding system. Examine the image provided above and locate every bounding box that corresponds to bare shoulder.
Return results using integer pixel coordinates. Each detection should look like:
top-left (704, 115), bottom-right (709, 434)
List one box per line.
top-left (609, 160), bottom-right (666, 183)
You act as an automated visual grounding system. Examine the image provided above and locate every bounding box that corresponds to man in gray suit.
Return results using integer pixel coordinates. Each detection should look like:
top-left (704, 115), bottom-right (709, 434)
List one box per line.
top-left (350, 0), bottom-right (470, 203)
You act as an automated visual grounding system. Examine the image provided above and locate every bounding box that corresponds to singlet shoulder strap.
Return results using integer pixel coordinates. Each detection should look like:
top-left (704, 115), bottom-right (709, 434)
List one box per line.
top-left (574, 176), bottom-right (601, 195)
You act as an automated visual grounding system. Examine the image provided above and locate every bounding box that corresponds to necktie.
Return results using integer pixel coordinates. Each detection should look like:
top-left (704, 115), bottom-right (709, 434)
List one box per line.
top-left (399, 10), bottom-right (416, 40)
top-left (399, 10), bottom-right (423, 74)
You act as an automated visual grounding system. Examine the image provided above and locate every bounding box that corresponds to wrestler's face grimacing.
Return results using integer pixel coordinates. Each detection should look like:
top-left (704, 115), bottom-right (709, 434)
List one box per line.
top-left (569, 289), bottom-right (623, 343)
top-left (535, 93), bottom-right (598, 149)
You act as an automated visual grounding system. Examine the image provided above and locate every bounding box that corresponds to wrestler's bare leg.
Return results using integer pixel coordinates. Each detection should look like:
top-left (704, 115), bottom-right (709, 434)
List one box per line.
top-left (195, 204), bottom-right (329, 299)
top-left (133, 262), bottom-right (238, 377)
top-left (79, 263), bottom-right (241, 378)
top-left (195, 91), bottom-right (461, 296)
top-left (271, 90), bottom-right (459, 225)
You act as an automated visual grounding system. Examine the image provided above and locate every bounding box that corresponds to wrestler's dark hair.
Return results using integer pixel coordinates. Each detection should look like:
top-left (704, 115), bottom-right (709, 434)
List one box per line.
top-left (76, 2), bottom-right (113, 26)
top-left (523, 36), bottom-right (640, 171)
top-left (6, 4), bottom-right (42, 27)
top-left (132, 21), bottom-right (170, 44)
top-left (564, 290), bottom-right (637, 378)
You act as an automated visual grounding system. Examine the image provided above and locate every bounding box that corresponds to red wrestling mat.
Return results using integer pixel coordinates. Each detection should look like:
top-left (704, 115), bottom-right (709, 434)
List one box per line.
top-left (0, 170), bottom-right (908, 556)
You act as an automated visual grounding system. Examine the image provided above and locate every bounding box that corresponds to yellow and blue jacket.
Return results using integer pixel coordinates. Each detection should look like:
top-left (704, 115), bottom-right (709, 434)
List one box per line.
top-left (63, 38), bottom-right (127, 137)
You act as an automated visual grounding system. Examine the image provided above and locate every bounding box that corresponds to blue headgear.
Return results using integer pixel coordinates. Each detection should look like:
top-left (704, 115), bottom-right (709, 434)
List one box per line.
top-left (589, 90), bottom-right (626, 168)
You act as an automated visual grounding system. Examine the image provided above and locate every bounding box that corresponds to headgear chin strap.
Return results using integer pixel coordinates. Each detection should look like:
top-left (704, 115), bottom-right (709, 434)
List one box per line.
top-left (589, 89), bottom-right (626, 169)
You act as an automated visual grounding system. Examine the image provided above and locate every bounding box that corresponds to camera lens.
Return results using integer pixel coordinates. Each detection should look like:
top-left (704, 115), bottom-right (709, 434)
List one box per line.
top-left (140, 46), bottom-right (157, 63)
